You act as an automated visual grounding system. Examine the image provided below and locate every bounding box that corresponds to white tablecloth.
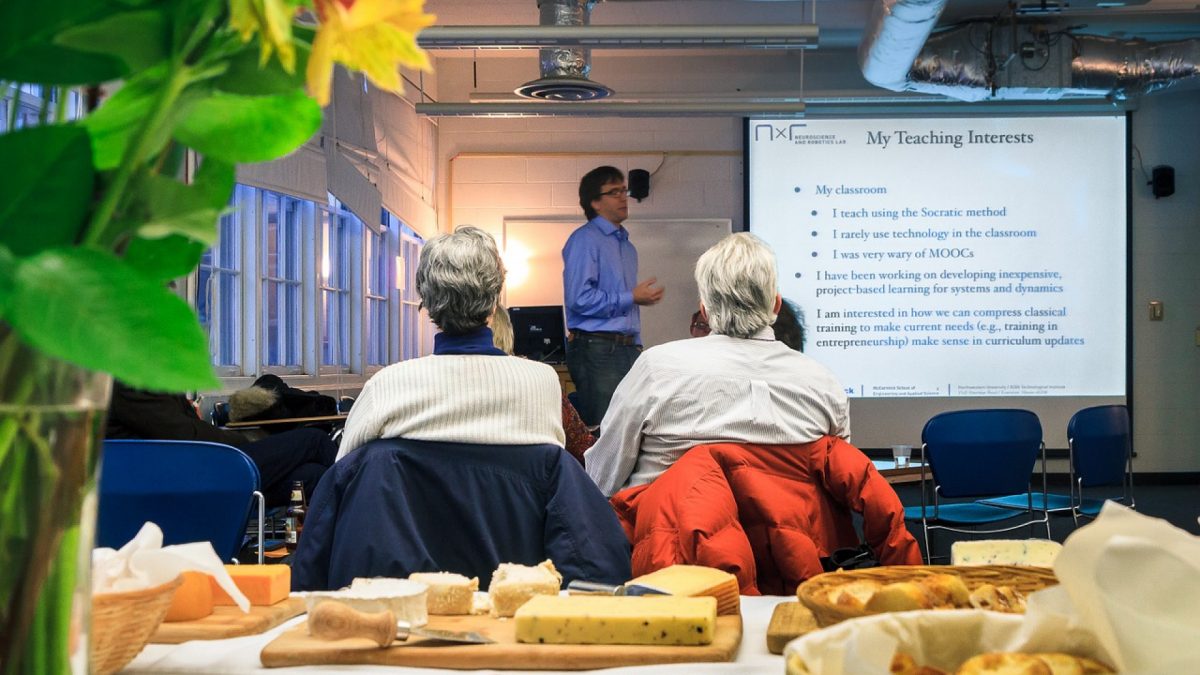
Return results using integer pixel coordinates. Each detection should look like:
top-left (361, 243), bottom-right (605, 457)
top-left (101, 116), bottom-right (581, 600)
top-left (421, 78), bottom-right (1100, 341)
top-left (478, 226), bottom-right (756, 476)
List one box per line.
top-left (125, 595), bottom-right (792, 674)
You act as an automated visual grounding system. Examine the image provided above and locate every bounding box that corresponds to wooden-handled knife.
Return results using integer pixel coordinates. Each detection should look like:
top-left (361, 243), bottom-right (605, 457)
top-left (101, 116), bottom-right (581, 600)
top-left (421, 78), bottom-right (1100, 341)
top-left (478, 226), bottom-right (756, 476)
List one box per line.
top-left (307, 602), bottom-right (494, 647)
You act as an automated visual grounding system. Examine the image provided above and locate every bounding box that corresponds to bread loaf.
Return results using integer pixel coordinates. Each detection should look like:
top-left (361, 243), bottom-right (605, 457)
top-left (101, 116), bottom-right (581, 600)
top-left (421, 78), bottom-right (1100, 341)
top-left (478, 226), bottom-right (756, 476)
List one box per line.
top-left (489, 559), bottom-right (562, 618)
top-left (407, 572), bottom-right (477, 615)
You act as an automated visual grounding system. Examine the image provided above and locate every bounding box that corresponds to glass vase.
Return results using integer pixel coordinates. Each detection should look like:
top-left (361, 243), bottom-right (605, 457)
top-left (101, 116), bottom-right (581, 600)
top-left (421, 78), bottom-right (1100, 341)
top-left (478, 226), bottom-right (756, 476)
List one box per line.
top-left (0, 326), bottom-right (111, 674)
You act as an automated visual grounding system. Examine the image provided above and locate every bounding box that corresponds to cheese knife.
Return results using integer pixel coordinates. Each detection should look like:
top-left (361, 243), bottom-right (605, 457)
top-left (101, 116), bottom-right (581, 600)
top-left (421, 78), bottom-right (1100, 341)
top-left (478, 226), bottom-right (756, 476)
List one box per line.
top-left (308, 602), bottom-right (494, 647)
top-left (566, 580), bottom-right (670, 596)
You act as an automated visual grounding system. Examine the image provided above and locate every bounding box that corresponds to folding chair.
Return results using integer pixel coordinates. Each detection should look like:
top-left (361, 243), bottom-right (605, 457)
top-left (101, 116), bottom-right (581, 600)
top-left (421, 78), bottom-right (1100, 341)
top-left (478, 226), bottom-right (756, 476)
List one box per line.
top-left (980, 404), bottom-right (1134, 527)
top-left (97, 440), bottom-right (266, 563)
top-left (903, 409), bottom-right (1051, 563)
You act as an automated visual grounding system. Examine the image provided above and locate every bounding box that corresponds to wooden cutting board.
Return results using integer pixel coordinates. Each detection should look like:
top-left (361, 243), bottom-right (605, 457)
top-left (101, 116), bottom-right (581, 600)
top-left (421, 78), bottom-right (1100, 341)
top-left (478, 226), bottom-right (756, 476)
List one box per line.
top-left (260, 613), bottom-right (742, 669)
top-left (765, 602), bottom-right (819, 654)
top-left (151, 597), bottom-right (306, 644)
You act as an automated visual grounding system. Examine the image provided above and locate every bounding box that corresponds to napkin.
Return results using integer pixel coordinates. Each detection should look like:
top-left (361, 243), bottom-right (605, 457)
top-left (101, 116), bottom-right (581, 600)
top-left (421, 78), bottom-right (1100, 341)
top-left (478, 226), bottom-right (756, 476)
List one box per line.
top-left (1033, 502), bottom-right (1200, 672)
top-left (92, 522), bottom-right (250, 612)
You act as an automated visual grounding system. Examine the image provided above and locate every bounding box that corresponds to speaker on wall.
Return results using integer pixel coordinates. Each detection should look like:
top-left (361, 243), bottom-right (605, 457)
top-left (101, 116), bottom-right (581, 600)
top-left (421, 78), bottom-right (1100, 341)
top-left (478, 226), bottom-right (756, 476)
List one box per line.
top-left (628, 168), bottom-right (650, 202)
top-left (1150, 165), bottom-right (1175, 199)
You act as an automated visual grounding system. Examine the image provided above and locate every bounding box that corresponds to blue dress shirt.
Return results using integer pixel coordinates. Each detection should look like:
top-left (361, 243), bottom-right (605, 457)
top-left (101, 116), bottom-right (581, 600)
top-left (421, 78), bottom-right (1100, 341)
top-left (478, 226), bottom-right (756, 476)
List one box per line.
top-left (561, 216), bottom-right (640, 340)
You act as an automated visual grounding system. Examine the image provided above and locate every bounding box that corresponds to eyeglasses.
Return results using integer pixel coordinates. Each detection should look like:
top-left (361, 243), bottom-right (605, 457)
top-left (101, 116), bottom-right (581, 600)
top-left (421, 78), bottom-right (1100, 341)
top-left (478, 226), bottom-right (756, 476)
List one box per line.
top-left (598, 187), bottom-right (629, 198)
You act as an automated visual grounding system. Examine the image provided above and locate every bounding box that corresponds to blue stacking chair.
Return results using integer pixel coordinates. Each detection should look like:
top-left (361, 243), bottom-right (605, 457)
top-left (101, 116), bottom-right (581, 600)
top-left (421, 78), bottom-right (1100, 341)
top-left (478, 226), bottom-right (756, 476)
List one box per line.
top-left (904, 409), bottom-right (1051, 563)
top-left (97, 440), bottom-right (266, 563)
top-left (979, 404), bottom-right (1134, 527)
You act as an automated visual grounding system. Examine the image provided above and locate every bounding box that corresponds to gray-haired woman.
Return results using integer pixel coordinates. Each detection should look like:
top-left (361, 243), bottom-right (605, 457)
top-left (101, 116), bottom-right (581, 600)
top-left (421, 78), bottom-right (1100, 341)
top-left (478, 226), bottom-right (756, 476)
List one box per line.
top-left (336, 226), bottom-right (565, 460)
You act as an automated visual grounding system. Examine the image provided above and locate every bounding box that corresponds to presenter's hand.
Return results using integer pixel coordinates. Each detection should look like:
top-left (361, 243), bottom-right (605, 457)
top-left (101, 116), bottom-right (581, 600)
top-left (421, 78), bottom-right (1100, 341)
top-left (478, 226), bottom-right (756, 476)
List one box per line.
top-left (633, 278), bottom-right (664, 306)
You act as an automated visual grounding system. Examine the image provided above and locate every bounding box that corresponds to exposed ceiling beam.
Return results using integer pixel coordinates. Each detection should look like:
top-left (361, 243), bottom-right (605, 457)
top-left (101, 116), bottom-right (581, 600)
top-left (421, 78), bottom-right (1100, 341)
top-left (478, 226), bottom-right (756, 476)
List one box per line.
top-left (415, 101), bottom-right (807, 117)
top-left (417, 24), bottom-right (819, 49)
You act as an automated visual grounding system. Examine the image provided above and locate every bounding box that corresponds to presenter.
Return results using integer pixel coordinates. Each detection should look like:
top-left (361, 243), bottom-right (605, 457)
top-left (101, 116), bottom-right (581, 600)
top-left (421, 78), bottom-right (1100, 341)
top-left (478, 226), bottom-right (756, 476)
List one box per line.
top-left (563, 166), bottom-right (664, 427)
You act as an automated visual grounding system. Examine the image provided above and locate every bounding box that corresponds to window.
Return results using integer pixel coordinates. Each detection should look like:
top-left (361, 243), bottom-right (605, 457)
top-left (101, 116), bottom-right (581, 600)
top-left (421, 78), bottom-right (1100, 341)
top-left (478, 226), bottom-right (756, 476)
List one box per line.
top-left (261, 192), bottom-right (305, 371)
top-left (195, 184), bottom-right (428, 388)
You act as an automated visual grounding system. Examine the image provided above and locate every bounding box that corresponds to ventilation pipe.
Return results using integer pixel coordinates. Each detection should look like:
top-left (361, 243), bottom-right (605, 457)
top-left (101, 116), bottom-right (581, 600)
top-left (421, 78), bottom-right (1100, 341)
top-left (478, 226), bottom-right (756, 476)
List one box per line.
top-left (860, 0), bottom-right (1200, 101)
top-left (515, 0), bottom-right (614, 100)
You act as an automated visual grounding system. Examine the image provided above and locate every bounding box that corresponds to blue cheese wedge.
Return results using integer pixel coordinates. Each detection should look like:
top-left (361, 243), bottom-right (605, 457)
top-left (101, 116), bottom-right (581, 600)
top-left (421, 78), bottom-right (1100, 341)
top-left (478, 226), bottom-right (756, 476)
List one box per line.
top-left (514, 595), bottom-right (717, 646)
top-left (951, 539), bottom-right (1062, 566)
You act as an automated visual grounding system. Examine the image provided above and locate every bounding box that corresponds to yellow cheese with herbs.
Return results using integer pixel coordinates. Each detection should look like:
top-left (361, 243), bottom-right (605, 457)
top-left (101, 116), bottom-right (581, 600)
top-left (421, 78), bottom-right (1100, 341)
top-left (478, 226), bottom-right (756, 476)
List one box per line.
top-left (514, 595), bottom-right (717, 646)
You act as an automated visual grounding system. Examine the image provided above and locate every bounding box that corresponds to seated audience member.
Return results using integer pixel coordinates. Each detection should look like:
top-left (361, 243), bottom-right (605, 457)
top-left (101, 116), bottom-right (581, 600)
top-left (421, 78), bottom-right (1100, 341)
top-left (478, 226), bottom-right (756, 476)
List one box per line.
top-left (490, 303), bottom-right (595, 465)
top-left (105, 381), bottom-right (336, 507)
top-left (689, 310), bottom-right (711, 338)
top-left (585, 232), bottom-right (850, 497)
top-left (335, 226), bottom-right (564, 460)
top-left (773, 298), bottom-right (806, 352)
top-left (294, 227), bottom-right (630, 590)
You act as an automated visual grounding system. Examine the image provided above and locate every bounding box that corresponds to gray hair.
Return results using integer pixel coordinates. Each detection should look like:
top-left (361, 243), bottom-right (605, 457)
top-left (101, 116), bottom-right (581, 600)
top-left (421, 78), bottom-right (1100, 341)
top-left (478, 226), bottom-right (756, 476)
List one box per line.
top-left (694, 233), bottom-right (777, 338)
top-left (416, 226), bottom-right (506, 334)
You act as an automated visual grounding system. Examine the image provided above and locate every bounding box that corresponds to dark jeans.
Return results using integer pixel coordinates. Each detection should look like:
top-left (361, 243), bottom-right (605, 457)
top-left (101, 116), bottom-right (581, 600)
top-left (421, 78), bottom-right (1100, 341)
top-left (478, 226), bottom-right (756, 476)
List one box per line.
top-left (566, 335), bottom-right (641, 427)
top-left (241, 428), bottom-right (337, 507)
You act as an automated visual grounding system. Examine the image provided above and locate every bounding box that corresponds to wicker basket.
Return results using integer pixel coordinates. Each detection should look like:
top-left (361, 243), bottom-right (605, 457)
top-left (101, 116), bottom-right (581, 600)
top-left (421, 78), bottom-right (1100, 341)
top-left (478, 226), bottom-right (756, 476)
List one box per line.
top-left (797, 565), bottom-right (1057, 628)
top-left (91, 575), bottom-right (182, 675)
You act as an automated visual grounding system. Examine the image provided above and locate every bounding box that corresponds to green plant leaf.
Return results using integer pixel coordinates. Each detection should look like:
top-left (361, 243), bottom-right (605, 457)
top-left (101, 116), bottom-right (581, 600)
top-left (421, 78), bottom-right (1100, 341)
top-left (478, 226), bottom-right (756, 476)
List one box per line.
top-left (123, 234), bottom-right (206, 280)
top-left (133, 157), bottom-right (233, 244)
top-left (0, 125), bottom-right (93, 257)
top-left (0, 2), bottom-right (122, 78)
top-left (81, 65), bottom-right (170, 170)
top-left (54, 9), bottom-right (169, 73)
top-left (9, 248), bottom-right (218, 390)
top-left (0, 42), bottom-right (126, 85)
top-left (0, 245), bottom-right (13, 319)
top-left (212, 40), bottom-right (310, 96)
top-left (174, 89), bottom-right (321, 163)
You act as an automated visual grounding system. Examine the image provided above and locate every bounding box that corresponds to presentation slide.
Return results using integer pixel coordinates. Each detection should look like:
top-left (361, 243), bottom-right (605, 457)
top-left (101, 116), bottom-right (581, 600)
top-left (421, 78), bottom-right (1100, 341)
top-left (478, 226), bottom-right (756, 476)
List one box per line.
top-left (747, 115), bottom-right (1128, 448)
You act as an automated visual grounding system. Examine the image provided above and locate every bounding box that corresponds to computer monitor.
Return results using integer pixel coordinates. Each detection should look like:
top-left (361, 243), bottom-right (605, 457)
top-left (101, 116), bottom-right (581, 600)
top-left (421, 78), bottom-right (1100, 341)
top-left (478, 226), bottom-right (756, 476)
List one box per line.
top-left (509, 305), bottom-right (567, 364)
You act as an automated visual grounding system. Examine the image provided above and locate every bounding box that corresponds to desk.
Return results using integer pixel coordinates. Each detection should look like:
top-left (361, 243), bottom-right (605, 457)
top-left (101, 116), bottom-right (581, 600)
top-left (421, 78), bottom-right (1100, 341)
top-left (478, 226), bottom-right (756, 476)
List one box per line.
top-left (872, 459), bottom-right (926, 485)
top-left (126, 595), bottom-right (791, 674)
top-left (225, 414), bottom-right (349, 429)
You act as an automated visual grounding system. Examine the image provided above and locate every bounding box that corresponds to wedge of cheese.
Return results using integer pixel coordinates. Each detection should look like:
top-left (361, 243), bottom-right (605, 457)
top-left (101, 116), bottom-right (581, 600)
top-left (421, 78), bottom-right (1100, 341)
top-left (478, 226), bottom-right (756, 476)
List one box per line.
top-left (408, 572), bottom-right (478, 615)
top-left (164, 571), bottom-right (215, 622)
top-left (514, 595), bottom-right (717, 646)
top-left (951, 539), bottom-right (1063, 567)
top-left (210, 564), bottom-right (290, 606)
top-left (630, 565), bottom-right (740, 616)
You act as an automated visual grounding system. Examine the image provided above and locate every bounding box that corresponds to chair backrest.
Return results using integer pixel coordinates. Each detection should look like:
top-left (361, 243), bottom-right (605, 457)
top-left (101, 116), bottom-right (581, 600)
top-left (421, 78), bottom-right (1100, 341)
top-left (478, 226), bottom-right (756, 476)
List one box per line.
top-left (97, 440), bottom-right (260, 561)
top-left (921, 409), bottom-right (1043, 498)
top-left (1067, 405), bottom-right (1131, 488)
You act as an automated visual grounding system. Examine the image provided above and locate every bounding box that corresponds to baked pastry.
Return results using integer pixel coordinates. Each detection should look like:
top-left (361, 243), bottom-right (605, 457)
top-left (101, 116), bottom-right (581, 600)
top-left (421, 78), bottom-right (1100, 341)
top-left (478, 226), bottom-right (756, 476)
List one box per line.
top-left (489, 559), bottom-right (562, 618)
top-left (865, 582), bottom-right (934, 612)
top-left (920, 573), bottom-right (971, 607)
top-left (891, 652), bottom-right (950, 675)
top-left (968, 584), bottom-right (1026, 614)
top-left (407, 572), bottom-right (478, 615)
top-left (829, 580), bottom-right (883, 611)
top-left (956, 652), bottom-right (1114, 675)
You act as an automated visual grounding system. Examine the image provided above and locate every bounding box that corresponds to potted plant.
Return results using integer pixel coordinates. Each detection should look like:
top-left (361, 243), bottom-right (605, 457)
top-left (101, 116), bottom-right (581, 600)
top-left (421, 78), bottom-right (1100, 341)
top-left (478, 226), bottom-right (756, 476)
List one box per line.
top-left (0, 1), bottom-right (433, 671)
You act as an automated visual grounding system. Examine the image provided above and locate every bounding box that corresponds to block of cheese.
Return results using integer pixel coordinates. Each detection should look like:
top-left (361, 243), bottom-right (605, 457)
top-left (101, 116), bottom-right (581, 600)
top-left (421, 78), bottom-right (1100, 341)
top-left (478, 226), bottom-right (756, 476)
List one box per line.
top-left (164, 571), bottom-right (215, 622)
top-left (514, 595), bottom-right (717, 646)
top-left (951, 539), bottom-right (1063, 567)
top-left (630, 565), bottom-right (741, 616)
top-left (210, 564), bottom-right (290, 606)
top-left (407, 572), bottom-right (478, 615)
top-left (489, 559), bottom-right (562, 618)
top-left (297, 577), bottom-right (428, 626)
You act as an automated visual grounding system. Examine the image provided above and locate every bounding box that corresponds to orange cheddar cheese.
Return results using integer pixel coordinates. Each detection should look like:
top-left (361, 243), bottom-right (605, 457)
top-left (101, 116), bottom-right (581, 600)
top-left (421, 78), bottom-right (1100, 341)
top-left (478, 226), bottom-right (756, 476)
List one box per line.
top-left (164, 571), bottom-right (215, 622)
top-left (210, 564), bottom-right (290, 606)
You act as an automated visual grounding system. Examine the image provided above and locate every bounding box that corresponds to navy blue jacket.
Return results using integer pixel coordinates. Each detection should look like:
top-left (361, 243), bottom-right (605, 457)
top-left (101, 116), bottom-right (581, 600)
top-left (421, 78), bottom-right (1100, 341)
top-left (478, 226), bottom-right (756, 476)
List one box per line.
top-left (291, 438), bottom-right (632, 591)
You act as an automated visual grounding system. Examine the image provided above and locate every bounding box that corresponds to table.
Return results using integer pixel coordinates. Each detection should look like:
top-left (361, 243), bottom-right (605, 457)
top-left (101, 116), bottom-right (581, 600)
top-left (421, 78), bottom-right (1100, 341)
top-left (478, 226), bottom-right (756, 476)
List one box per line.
top-left (225, 414), bottom-right (349, 429)
top-left (125, 595), bottom-right (792, 674)
top-left (871, 459), bottom-right (926, 485)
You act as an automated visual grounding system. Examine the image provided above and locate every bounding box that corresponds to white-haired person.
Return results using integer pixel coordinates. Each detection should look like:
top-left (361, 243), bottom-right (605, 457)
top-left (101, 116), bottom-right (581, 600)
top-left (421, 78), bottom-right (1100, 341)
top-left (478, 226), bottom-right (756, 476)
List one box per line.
top-left (335, 226), bottom-right (565, 459)
top-left (585, 232), bottom-right (851, 497)
top-left (296, 226), bottom-right (631, 593)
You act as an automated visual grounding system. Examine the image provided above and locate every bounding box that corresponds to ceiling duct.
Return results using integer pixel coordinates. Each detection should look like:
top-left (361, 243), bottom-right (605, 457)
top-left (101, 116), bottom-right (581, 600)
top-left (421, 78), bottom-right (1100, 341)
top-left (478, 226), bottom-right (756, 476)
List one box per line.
top-left (417, 25), bottom-right (819, 49)
top-left (515, 0), bottom-right (614, 101)
top-left (859, 0), bottom-right (1200, 101)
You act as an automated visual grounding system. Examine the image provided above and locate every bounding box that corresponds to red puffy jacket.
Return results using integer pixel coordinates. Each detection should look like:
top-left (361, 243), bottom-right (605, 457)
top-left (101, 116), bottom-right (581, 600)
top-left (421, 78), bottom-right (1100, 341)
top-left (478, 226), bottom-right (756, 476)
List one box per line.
top-left (609, 438), bottom-right (922, 595)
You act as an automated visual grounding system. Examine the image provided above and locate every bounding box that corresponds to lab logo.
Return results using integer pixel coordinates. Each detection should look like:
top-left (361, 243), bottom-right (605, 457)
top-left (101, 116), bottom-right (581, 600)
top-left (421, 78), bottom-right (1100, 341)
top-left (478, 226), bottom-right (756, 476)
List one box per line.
top-left (753, 123), bottom-right (807, 142)
top-left (753, 123), bottom-right (845, 146)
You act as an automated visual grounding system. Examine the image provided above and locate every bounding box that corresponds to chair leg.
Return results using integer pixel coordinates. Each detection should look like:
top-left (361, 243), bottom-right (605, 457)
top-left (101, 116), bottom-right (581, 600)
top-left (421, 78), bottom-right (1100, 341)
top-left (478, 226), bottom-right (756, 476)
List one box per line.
top-left (921, 519), bottom-right (932, 565)
top-left (253, 490), bottom-right (265, 565)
